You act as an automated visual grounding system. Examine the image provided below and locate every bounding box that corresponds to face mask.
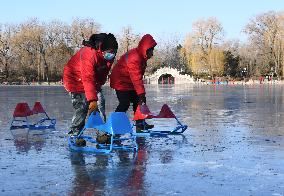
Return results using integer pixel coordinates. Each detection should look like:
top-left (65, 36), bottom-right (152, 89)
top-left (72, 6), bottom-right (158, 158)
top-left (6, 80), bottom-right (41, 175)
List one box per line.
top-left (104, 52), bottom-right (115, 61)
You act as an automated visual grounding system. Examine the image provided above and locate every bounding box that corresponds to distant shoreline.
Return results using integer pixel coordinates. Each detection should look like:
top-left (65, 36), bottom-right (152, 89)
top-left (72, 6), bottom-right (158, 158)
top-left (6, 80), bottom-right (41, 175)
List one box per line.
top-left (1, 80), bottom-right (284, 87)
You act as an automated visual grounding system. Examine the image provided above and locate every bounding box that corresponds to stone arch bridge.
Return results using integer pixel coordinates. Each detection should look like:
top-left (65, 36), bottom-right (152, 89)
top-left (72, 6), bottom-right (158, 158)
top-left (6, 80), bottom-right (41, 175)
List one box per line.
top-left (144, 67), bottom-right (194, 84)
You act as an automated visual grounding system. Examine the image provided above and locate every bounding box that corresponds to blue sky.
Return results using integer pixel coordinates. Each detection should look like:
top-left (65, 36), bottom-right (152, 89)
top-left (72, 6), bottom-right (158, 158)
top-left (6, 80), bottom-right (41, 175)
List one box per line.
top-left (1, 0), bottom-right (283, 42)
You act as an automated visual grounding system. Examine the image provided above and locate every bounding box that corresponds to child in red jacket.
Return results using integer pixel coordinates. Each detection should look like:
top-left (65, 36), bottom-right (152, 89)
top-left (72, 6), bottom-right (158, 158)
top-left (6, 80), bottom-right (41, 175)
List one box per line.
top-left (63, 33), bottom-right (118, 144)
top-left (110, 34), bottom-right (157, 132)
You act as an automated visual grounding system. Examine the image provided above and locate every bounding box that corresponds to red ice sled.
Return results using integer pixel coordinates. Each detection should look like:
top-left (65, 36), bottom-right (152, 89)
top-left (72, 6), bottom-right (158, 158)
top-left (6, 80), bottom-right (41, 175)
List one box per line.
top-left (133, 104), bottom-right (188, 136)
top-left (10, 102), bottom-right (56, 130)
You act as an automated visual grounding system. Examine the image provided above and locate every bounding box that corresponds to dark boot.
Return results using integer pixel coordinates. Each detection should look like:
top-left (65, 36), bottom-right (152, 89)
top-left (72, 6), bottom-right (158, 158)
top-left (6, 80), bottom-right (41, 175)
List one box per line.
top-left (136, 120), bottom-right (154, 133)
top-left (96, 133), bottom-right (111, 144)
top-left (75, 138), bottom-right (86, 147)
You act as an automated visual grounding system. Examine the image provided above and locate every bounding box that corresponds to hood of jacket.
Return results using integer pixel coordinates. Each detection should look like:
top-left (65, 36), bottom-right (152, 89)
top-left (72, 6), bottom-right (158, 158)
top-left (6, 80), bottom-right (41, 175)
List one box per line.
top-left (137, 34), bottom-right (157, 59)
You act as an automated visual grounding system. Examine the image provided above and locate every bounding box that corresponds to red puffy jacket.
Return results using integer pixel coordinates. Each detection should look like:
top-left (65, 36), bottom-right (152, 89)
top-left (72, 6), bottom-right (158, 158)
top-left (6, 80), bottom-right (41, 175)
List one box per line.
top-left (110, 34), bottom-right (157, 95)
top-left (63, 47), bottom-right (112, 101)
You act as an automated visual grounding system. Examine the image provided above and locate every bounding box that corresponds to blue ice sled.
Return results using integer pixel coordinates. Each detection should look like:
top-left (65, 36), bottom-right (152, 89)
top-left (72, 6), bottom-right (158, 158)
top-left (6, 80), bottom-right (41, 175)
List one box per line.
top-left (68, 112), bottom-right (138, 154)
top-left (10, 102), bottom-right (56, 130)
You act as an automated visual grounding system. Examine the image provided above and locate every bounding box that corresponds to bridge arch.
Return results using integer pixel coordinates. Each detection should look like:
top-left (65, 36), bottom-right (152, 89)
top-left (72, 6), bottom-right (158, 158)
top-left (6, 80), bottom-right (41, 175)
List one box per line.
top-left (144, 67), bottom-right (194, 84)
top-left (158, 74), bottom-right (175, 84)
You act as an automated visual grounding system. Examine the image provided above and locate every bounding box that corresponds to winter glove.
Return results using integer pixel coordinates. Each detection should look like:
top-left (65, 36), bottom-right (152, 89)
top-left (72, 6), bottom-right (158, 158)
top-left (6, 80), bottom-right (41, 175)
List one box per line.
top-left (87, 100), bottom-right (98, 117)
top-left (138, 93), bottom-right (146, 105)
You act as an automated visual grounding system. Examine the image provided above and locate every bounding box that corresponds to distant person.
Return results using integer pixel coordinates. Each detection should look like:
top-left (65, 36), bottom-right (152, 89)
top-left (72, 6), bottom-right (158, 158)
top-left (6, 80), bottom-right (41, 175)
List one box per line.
top-left (260, 76), bottom-right (264, 84)
top-left (110, 34), bottom-right (157, 132)
top-left (63, 33), bottom-right (118, 146)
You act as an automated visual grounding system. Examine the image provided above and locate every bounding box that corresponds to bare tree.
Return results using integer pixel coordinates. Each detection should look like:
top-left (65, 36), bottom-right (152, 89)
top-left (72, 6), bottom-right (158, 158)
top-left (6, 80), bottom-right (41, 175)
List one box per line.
top-left (244, 11), bottom-right (284, 78)
top-left (70, 18), bottom-right (101, 50)
top-left (44, 20), bottom-right (73, 81)
top-left (2, 14), bottom-right (283, 83)
top-left (116, 26), bottom-right (141, 60)
top-left (0, 18), bottom-right (102, 83)
top-left (11, 19), bottom-right (42, 82)
top-left (184, 18), bottom-right (225, 77)
top-left (149, 35), bottom-right (186, 71)
top-left (0, 24), bottom-right (17, 81)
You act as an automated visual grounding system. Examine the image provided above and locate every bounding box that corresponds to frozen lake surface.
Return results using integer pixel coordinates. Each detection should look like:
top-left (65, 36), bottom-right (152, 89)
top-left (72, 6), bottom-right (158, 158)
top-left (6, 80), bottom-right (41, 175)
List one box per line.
top-left (0, 84), bottom-right (283, 195)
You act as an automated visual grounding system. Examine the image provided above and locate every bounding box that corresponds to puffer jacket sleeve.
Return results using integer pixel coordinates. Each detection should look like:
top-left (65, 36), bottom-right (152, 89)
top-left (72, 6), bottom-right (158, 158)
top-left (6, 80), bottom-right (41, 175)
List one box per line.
top-left (127, 55), bottom-right (145, 95)
top-left (80, 48), bottom-right (98, 101)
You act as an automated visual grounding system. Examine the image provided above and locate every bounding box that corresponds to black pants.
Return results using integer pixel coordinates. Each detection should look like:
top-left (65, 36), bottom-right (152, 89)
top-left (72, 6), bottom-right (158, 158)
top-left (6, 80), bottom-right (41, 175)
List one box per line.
top-left (115, 90), bottom-right (139, 113)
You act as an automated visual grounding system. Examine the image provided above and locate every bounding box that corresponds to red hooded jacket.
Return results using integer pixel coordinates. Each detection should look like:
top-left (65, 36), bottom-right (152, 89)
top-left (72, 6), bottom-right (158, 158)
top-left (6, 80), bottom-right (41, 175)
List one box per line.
top-left (63, 47), bottom-right (112, 101)
top-left (110, 34), bottom-right (157, 95)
